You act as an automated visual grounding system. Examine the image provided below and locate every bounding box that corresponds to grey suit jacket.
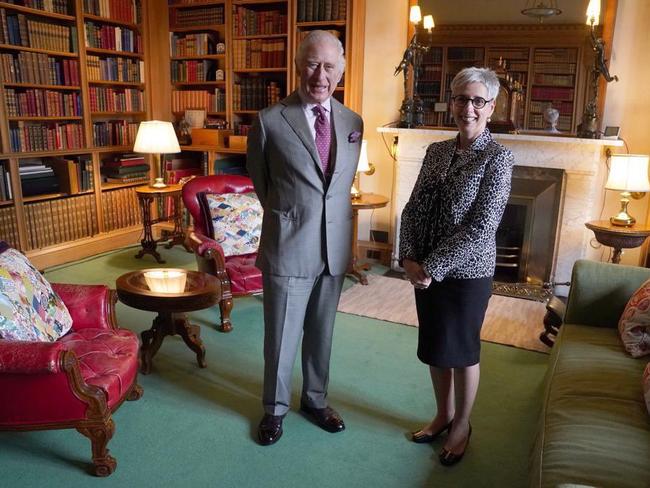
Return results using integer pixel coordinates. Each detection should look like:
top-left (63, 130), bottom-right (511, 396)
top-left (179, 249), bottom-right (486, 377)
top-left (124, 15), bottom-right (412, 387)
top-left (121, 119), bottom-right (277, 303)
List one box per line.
top-left (246, 91), bottom-right (364, 277)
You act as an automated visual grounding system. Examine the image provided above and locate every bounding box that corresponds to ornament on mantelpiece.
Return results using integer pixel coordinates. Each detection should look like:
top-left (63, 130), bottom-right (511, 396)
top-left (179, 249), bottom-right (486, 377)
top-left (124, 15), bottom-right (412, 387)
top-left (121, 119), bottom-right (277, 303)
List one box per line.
top-left (544, 107), bottom-right (560, 133)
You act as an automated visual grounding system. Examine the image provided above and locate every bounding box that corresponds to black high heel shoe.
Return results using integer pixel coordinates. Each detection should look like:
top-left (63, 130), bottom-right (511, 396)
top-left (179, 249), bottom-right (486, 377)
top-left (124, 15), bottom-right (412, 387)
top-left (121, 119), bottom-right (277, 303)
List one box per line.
top-left (410, 420), bottom-right (452, 444)
top-left (439, 423), bottom-right (472, 466)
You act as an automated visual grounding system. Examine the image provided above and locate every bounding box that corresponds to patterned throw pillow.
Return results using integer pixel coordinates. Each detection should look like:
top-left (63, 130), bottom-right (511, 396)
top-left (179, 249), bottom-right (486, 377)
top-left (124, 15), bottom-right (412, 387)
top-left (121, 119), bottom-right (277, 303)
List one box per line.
top-left (0, 247), bottom-right (72, 342)
top-left (203, 192), bottom-right (263, 256)
top-left (644, 362), bottom-right (650, 415)
top-left (618, 279), bottom-right (650, 358)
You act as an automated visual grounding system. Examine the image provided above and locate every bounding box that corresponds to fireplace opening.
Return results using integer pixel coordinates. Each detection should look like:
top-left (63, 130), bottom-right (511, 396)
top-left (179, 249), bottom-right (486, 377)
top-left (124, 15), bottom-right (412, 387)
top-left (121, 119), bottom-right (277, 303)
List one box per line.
top-left (495, 166), bottom-right (565, 286)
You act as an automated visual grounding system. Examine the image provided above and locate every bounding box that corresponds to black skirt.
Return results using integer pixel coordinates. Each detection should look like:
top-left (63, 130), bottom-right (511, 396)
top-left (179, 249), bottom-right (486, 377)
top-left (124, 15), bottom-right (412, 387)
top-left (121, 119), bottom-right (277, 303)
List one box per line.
top-left (414, 276), bottom-right (493, 368)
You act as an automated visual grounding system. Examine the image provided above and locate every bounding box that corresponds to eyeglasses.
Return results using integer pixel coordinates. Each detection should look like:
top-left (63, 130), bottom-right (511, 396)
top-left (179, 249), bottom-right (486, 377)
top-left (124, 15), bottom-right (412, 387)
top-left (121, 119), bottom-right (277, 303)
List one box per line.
top-left (451, 96), bottom-right (493, 109)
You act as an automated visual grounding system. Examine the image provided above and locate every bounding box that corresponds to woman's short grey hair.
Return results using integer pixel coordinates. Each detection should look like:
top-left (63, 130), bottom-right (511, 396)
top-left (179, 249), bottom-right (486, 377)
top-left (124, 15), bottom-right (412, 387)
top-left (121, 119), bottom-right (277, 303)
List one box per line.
top-left (451, 67), bottom-right (500, 101)
top-left (295, 30), bottom-right (346, 73)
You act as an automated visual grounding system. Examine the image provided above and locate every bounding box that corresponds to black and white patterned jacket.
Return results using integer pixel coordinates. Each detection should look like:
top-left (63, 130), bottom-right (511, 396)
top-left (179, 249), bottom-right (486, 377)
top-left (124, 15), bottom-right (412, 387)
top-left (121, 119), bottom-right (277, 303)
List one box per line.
top-left (399, 128), bottom-right (514, 282)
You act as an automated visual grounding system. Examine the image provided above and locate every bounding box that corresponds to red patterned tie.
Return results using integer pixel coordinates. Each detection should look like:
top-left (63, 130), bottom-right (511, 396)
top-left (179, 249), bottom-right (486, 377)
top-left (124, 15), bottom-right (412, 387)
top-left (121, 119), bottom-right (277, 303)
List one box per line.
top-left (313, 104), bottom-right (331, 175)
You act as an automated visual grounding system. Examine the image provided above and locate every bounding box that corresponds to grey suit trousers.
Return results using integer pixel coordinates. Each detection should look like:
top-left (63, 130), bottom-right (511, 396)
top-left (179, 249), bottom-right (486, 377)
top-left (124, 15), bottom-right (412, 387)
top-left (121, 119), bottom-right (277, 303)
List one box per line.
top-left (262, 272), bottom-right (345, 416)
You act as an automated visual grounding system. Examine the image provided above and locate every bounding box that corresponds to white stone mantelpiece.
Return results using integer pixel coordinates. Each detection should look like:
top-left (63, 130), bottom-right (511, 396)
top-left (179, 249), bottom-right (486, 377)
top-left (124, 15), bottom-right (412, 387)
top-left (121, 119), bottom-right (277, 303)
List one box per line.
top-left (379, 128), bottom-right (624, 294)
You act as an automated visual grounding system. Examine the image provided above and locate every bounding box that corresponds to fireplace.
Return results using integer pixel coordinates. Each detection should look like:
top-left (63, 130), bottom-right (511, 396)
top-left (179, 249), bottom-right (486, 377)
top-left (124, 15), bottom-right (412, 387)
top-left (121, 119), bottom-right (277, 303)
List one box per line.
top-left (495, 166), bottom-right (565, 285)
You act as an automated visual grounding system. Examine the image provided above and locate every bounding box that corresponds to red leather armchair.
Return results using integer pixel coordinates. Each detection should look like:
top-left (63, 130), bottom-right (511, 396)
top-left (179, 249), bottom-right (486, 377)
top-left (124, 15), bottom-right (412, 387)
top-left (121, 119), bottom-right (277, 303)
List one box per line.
top-left (0, 283), bottom-right (142, 477)
top-left (182, 175), bottom-right (263, 332)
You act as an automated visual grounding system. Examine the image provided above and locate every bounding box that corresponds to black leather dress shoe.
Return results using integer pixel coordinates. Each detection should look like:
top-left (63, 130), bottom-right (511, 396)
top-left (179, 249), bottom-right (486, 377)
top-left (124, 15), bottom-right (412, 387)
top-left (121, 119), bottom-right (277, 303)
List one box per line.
top-left (258, 414), bottom-right (284, 446)
top-left (439, 423), bottom-right (472, 466)
top-left (299, 402), bottom-right (345, 433)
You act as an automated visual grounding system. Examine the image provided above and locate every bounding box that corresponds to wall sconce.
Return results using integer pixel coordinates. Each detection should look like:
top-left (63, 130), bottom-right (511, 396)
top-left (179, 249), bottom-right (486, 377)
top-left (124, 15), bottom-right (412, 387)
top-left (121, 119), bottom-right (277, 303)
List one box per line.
top-left (605, 154), bottom-right (650, 226)
top-left (578, 0), bottom-right (618, 139)
top-left (134, 120), bottom-right (181, 188)
top-left (351, 140), bottom-right (375, 199)
top-left (144, 269), bottom-right (187, 294)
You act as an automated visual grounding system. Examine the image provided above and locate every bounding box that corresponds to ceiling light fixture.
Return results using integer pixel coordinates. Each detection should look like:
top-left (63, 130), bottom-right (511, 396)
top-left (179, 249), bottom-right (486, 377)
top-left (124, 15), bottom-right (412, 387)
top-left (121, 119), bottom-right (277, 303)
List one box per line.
top-left (521, 1), bottom-right (562, 23)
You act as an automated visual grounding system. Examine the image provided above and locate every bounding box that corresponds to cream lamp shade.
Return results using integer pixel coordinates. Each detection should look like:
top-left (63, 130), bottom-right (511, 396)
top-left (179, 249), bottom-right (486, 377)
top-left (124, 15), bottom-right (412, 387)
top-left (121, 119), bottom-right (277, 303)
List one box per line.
top-left (605, 154), bottom-right (650, 226)
top-left (586, 0), bottom-right (601, 26)
top-left (351, 140), bottom-right (375, 199)
top-left (144, 270), bottom-right (187, 294)
top-left (134, 120), bottom-right (181, 188)
top-left (423, 15), bottom-right (434, 32)
top-left (409, 5), bottom-right (421, 24)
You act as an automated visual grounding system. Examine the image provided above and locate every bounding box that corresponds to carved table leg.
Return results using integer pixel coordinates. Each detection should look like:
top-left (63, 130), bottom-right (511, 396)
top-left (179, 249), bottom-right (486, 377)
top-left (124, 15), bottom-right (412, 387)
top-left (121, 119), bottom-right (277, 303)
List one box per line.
top-left (164, 193), bottom-right (192, 252)
top-left (139, 313), bottom-right (170, 374)
top-left (174, 314), bottom-right (206, 368)
top-left (135, 194), bottom-right (165, 264)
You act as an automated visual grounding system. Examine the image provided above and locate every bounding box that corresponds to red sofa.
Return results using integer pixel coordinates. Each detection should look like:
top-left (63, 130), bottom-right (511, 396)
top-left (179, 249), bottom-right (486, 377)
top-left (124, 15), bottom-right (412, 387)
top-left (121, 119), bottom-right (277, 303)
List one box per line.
top-left (0, 283), bottom-right (142, 476)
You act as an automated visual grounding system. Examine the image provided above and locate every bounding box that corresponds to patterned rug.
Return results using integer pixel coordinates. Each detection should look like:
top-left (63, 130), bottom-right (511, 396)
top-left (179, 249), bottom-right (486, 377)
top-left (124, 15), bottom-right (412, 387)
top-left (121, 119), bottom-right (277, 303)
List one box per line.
top-left (338, 274), bottom-right (550, 353)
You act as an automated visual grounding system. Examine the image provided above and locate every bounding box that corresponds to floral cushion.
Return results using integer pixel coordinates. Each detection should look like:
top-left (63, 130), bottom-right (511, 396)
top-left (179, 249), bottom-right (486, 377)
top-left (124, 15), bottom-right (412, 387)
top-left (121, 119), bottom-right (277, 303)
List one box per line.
top-left (618, 279), bottom-right (650, 358)
top-left (202, 192), bottom-right (263, 256)
top-left (644, 362), bottom-right (650, 415)
top-left (0, 247), bottom-right (72, 342)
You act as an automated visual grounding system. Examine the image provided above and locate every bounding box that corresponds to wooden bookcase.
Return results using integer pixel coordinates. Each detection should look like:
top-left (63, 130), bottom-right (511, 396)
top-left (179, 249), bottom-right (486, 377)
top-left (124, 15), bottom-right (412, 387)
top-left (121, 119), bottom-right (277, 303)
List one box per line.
top-left (165, 0), bottom-right (364, 176)
top-left (0, 0), bottom-right (152, 269)
top-left (415, 24), bottom-right (591, 134)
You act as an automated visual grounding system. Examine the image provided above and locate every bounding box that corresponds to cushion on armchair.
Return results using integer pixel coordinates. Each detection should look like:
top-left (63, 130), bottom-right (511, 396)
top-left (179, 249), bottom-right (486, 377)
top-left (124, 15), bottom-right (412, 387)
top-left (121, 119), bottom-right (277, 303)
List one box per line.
top-left (618, 279), bottom-right (650, 358)
top-left (0, 247), bottom-right (72, 342)
top-left (198, 192), bottom-right (262, 256)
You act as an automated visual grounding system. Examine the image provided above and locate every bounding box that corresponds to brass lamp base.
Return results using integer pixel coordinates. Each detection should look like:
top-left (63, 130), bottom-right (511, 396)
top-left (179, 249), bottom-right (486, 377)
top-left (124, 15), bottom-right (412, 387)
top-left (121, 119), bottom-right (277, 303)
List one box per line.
top-left (610, 193), bottom-right (635, 227)
top-left (151, 177), bottom-right (167, 188)
top-left (351, 185), bottom-right (361, 200)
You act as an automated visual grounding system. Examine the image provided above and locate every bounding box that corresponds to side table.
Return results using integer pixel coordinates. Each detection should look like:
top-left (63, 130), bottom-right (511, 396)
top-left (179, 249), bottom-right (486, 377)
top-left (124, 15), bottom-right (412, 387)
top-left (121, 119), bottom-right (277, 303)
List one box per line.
top-left (116, 269), bottom-right (221, 374)
top-left (135, 184), bottom-right (190, 263)
top-left (348, 193), bottom-right (389, 285)
top-left (585, 220), bottom-right (650, 264)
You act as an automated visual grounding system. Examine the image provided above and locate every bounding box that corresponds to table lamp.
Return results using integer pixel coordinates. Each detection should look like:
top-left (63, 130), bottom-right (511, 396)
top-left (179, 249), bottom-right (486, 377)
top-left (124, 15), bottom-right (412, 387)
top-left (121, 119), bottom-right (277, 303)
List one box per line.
top-left (605, 154), bottom-right (650, 226)
top-left (133, 120), bottom-right (181, 188)
top-left (144, 269), bottom-right (187, 294)
top-left (351, 140), bottom-right (375, 199)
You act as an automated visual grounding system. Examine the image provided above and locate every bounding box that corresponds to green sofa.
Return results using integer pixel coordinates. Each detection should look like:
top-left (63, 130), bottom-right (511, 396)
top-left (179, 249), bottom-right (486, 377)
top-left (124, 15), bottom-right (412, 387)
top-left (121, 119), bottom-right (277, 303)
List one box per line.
top-left (530, 259), bottom-right (650, 488)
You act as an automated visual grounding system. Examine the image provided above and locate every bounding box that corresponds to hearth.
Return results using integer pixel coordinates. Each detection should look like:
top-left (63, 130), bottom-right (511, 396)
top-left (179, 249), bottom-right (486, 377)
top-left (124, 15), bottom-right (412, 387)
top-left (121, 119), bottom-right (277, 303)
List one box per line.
top-left (495, 166), bottom-right (565, 285)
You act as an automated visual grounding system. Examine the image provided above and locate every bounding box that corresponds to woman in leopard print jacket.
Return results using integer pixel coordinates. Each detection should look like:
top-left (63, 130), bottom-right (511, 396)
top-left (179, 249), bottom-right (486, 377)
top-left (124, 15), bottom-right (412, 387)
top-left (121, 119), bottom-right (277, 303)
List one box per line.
top-left (399, 67), bottom-right (514, 466)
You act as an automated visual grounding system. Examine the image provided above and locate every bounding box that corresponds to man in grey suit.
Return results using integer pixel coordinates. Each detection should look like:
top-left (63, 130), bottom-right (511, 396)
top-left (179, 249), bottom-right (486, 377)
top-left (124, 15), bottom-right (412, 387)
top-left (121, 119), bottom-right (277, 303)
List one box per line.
top-left (246, 30), bottom-right (363, 446)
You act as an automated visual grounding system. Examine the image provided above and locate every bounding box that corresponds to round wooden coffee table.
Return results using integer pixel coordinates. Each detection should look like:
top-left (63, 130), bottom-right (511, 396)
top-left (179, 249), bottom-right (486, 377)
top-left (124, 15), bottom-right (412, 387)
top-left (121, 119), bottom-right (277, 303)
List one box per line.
top-left (116, 269), bottom-right (221, 374)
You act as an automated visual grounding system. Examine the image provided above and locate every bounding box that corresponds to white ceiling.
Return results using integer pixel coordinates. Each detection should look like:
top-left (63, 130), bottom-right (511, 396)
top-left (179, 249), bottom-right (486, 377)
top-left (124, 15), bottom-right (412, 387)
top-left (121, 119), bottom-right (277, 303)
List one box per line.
top-left (417, 0), bottom-right (604, 25)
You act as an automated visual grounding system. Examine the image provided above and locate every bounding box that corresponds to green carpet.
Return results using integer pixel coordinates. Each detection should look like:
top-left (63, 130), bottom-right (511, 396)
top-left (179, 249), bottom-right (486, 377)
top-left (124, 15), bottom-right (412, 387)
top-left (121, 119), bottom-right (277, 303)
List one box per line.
top-left (1, 246), bottom-right (548, 487)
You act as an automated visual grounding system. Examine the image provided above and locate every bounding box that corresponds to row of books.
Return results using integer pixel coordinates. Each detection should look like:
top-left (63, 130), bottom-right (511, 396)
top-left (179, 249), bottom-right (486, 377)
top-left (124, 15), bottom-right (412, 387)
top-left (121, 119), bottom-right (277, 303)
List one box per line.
top-left (92, 120), bottom-right (137, 147)
top-left (25, 193), bottom-right (98, 250)
top-left (421, 48), bottom-right (443, 64)
top-left (0, 52), bottom-right (80, 86)
top-left (84, 22), bottom-right (142, 53)
top-left (170, 5), bottom-right (224, 28)
top-left (83, 0), bottom-right (141, 25)
top-left (100, 186), bottom-right (139, 232)
top-left (3, 1), bottom-right (70, 16)
top-left (9, 121), bottom-right (84, 152)
top-left (530, 86), bottom-right (574, 101)
top-left (89, 86), bottom-right (144, 112)
top-left (171, 88), bottom-right (224, 113)
top-left (5, 88), bottom-right (82, 117)
top-left (232, 7), bottom-right (286, 37)
top-left (533, 73), bottom-right (574, 87)
top-left (45, 155), bottom-right (94, 193)
top-left (447, 47), bottom-right (484, 61)
top-left (534, 49), bottom-right (577, 63)
top-left (0, 163), bottom-right (12, 201)
top-left (297, 0), bottom-right (348, 23)
top-left (232, 79), bottom-right (281, 111)
top-left (101, 153), bottom-right (149, 184)
top-left (86, 55), bottom-right (144, 82)
top-left (419, 65), bottom-right (442, 82)
top-left (169, 33), bottom-right (218, 57)
top-left (170, 59), bottom-right (218, 83)
top-left (232, 39), bottom-right (286, 70)
top-left (0, 10), bottom-right (78, 53)
top-left (529, 100), bottom-right (573, 116)
top-left (0, 204), bottom-right (19, 249)
top-left (534, 63), bottom-right (576, 75)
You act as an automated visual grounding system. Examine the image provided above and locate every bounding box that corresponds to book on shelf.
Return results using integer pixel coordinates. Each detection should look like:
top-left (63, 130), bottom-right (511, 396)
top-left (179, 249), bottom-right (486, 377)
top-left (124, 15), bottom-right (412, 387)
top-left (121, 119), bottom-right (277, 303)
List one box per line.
top-left (104, 174), bottom-right (149, 184)
top-left (20, 174), bottom-right (59, 197)
top-left (102, 163), bottom-right (149, 176)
